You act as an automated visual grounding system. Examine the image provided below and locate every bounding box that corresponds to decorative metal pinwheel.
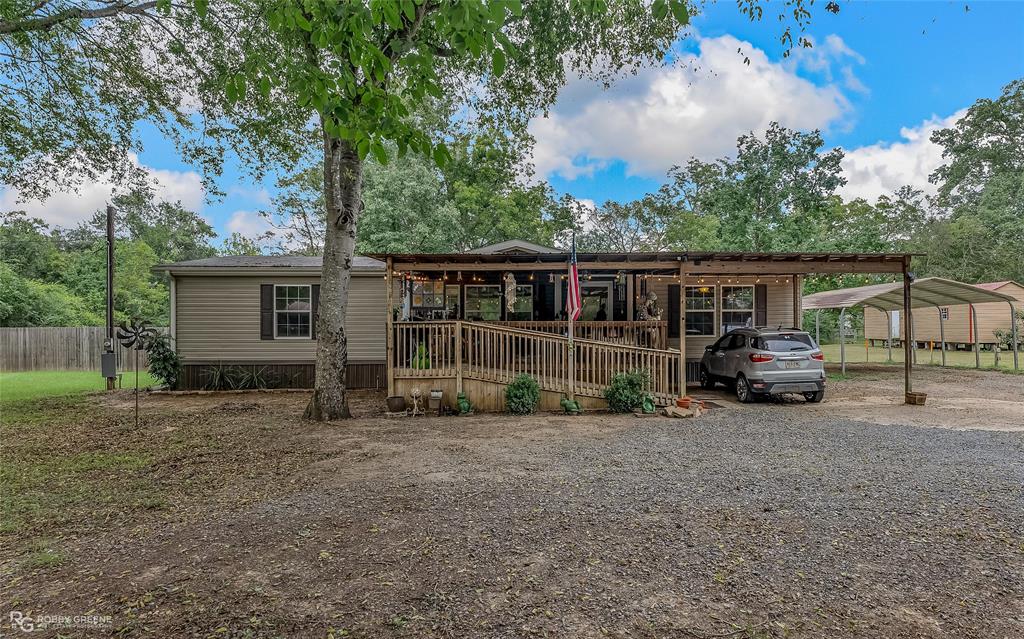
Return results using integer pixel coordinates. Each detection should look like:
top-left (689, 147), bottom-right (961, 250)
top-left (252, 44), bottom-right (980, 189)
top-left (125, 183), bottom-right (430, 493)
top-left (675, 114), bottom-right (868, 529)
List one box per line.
top-left (117, 319), bottom-right (156, 428)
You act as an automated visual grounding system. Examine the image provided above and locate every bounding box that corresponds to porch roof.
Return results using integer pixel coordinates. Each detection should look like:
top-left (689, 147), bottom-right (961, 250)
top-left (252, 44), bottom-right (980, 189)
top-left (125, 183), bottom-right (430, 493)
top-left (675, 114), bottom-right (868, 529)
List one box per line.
top-left (372, 251), bottom-right (918, 275)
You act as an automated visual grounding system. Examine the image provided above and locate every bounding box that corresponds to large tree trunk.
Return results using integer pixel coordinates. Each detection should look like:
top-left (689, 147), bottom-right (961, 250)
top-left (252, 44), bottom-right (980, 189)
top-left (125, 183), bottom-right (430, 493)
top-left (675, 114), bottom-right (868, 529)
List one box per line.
top-left (304, 125), bottom-right (362, 421)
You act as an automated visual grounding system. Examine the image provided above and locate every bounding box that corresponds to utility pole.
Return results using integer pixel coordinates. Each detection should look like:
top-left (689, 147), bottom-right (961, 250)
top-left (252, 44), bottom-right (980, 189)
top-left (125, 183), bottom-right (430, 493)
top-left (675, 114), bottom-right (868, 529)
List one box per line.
top-left (102, 204), bottom-right (117, 390)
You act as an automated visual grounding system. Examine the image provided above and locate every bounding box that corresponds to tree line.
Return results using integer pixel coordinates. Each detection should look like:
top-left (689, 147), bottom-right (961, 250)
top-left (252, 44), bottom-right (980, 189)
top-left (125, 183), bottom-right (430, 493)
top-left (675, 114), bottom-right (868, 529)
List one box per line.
top-left (3, 79), bottom-right (1021, 328)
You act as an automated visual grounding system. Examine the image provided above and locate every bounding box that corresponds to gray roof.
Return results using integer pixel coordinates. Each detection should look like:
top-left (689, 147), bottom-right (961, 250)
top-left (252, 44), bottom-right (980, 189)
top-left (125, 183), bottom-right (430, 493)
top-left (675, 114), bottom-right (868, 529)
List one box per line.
top-left (468, 239), bottom-right (559, 254)
top-left (154, 255), bottom-right (385, 272)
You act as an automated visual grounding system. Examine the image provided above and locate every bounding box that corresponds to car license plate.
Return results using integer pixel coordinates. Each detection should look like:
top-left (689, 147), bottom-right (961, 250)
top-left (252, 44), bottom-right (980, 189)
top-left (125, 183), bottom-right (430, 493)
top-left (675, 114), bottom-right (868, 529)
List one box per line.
top-left (785, 361), bottom-right (801, 369)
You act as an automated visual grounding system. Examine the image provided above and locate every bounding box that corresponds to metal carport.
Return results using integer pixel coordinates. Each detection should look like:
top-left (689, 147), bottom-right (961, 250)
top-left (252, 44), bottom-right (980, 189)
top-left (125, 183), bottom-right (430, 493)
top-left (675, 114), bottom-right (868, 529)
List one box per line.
top-left (803, 277), bottom-right (1019, 374)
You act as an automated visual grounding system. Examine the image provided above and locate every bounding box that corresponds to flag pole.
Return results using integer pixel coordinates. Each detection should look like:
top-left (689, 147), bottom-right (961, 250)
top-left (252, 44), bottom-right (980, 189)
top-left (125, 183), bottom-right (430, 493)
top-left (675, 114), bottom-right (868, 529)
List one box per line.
top-left (568, 269), bottom-right (575, 403)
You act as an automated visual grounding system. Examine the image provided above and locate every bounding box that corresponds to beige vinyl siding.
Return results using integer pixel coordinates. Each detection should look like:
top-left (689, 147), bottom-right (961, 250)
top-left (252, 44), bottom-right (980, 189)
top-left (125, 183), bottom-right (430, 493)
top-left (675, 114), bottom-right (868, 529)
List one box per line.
top-left (864, 282), bottom-right (1024, 344)
top-left (175, 274), bottom-right (386, 362)
top-left (650, 276), bottom-right (796, 358)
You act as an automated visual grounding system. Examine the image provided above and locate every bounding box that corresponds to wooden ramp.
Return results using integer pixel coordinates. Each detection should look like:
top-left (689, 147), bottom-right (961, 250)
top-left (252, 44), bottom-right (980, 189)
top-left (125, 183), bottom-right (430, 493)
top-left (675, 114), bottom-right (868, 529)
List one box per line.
top-left (391, 321), bottom-right (682, 411)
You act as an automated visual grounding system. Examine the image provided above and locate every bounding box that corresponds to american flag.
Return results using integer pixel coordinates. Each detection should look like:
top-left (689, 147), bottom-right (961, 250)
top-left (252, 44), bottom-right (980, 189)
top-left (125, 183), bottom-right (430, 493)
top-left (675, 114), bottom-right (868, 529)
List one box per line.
top-left (566, 232), bottom-right (582, 322)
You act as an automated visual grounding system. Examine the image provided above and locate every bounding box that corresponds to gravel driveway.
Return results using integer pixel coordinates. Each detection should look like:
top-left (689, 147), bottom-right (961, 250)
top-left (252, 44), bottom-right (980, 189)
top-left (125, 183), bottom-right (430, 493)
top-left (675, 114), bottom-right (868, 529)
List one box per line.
top-left (3, 367), bottom-right (1023, 638)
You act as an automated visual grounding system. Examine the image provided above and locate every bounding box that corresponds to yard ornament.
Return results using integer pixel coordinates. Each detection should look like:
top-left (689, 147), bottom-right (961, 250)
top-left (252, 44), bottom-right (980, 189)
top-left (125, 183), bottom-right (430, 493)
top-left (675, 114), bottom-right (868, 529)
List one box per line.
top-left (638, 291), bottom-right (663, 320)
top-left (116, 319), bottom-right (157, 428)
top-left (504, 272), bottom-right (517, 312)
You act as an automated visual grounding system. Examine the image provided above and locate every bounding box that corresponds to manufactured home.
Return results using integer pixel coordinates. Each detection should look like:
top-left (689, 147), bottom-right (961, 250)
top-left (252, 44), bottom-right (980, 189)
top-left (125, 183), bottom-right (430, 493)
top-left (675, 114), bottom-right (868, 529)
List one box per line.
top-left (863, 280), bottom-right (1024, 349)
top-left (156, 241), bottom-right (916, 410)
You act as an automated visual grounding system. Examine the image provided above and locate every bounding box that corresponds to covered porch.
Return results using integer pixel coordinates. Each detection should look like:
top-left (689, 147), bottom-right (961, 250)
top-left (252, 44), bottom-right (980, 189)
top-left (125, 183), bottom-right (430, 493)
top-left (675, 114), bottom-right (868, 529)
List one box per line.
top-left (375, 251), bottom-right (915, 411)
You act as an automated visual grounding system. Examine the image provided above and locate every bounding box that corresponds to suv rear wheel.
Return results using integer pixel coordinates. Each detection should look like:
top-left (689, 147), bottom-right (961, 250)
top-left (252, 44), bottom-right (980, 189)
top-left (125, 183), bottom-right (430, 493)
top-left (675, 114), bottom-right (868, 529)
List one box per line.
top-left (735, 374), bottom-right (754, 403)
top-left (699, 366), bottom-right (714, 390)
top-left (803, 389), bottom-right (825, 403)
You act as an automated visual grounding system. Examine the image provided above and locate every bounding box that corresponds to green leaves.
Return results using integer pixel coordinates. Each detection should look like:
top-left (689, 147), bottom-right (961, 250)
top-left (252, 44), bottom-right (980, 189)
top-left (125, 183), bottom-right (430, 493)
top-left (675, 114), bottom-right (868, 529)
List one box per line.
top-left (432, 143), bottom-right (452, 167)
top-left (653, 0), bottom-right (690, 24)
top-left (492, 48), bottom-right (506, 77)
top-left (669, 0), bottom-right (690, 25)
top-left (224, 73), bottom-right (246, 103)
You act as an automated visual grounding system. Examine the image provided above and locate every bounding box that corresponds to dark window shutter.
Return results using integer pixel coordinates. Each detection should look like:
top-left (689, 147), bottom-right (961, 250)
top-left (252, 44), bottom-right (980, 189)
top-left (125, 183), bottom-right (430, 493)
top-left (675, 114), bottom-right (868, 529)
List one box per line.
top-left (755, 284), bottom-right (768, 327)
top-left (311, 284), bottom-right (320, 339)
top-left (260, 284), bottom-right (274, 340)
top-left (667, 284), bottom-right (680, 339)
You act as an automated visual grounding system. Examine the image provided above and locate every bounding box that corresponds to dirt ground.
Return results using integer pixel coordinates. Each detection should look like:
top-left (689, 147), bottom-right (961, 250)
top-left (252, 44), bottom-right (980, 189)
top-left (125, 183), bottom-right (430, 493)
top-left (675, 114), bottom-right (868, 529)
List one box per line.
top-left (1, 366), bottom-right (1022, 638)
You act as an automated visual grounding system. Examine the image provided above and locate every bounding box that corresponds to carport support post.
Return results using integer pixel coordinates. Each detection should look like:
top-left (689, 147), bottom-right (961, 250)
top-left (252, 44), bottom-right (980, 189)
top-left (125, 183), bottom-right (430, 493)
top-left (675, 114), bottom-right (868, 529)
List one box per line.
top-left (885, 310), bottom-right (892, 362)
top-left (902, 262), bottom-right (912, 396)
top-left (1011, 303), bottom-right (1019, 371)
top-left (971, 303), bottom-right (980, 369)
top-left (385, 257), bottom-right (394, 397)
top-left (839, 307), bottom-right (846, 375)
top-left (815, 310), bottom-right (821, 346)
top-left (937, 306), bottom-right (946, 367)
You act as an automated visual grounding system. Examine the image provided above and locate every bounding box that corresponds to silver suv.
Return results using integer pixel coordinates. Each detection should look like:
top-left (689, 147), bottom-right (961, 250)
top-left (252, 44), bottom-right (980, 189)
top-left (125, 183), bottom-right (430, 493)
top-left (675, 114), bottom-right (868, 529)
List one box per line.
top-left (699, 328), bottom-right (826, 403)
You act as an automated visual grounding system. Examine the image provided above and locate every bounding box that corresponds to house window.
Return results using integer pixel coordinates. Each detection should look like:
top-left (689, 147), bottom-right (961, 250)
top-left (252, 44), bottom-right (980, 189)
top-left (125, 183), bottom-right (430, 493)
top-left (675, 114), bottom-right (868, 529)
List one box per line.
top-left (939, 307), bottom-right (950, 321)
top-left (411, 280), bottom-right (444, 308)
top-left (685, 286), bottom-right (716, 336)
top-left (508, 285), bottom-right (534, 320)
top-left (445, 285), bottom-right (461, 319)
top-left (722, 285), bottom-right (754, 333)
top-left (275, 285), bottom-right (312, 338)
top-left (464, 285), bottom-right (502, 321)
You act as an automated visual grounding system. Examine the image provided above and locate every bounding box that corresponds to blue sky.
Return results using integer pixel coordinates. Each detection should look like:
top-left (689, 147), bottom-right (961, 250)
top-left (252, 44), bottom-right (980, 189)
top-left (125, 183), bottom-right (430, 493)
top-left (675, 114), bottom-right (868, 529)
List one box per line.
top-left (4, 1), bottom-right (1022, 242)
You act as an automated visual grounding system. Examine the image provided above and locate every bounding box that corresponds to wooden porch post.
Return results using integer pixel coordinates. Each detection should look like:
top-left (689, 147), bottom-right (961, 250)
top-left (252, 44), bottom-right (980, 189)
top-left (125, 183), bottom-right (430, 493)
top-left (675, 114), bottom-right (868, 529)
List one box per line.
top-left (385, 257), bottom-right (394, 397)
top-left (678, 263), bottom-right (686, 394)
top-left (567, 258), bottom-right (575, 401)
top-left (792, 275), bottom-right (803, 329)
top-left (455, 320), bottom-right (463, 394)
top-left (902, 261), bottom-right (912, 396)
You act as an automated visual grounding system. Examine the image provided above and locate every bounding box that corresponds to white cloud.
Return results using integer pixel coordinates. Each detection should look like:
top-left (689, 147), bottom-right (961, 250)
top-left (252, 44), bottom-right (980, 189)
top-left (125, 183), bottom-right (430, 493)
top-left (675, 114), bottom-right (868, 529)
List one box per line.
top-left (529, 34), bottom-right (853, 180)
top-left (0, 153), bottom-right (205, 227)
top-left (839, 110), bottom-right (965, 202)
top-left (227, 185), bottom-right (272, 206)
top-left (225, 210), bottom-right (273, 238)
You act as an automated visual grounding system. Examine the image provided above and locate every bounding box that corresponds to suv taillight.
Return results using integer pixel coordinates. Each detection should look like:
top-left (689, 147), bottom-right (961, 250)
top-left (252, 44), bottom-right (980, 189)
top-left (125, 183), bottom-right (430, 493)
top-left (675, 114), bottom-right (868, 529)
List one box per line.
top-left (749, 353), bottom-right (775, 363)
top-left (811, 352), bottom-right (824, 361)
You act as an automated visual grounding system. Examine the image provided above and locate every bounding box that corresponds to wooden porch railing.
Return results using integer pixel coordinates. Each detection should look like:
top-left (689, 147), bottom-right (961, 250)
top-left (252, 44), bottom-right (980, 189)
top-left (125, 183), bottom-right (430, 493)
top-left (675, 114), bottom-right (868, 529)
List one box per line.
top-left (490, 320), bottom-right (668, 349)
top-left (392, 321), bottom-right (681, 405)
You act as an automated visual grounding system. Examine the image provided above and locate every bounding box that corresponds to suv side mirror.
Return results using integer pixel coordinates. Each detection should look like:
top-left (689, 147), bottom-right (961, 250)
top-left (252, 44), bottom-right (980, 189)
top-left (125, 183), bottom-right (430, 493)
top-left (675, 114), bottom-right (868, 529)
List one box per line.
top-left (705, 345), bottom-right (714, 352)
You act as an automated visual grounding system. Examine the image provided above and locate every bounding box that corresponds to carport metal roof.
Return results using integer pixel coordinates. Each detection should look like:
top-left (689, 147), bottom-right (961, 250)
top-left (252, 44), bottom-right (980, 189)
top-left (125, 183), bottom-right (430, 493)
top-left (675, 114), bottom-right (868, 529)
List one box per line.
top-left (802, 277), bottom-right (1017, 311)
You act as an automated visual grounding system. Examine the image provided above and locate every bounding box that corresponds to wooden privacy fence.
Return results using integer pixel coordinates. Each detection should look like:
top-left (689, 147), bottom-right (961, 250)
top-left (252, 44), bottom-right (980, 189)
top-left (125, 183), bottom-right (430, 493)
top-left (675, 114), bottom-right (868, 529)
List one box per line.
top-left (0, 326), bottom-right (166, 372)
top-left (491, 320), bottom-right (668, 349)
top-left (392, 321), bottom-right (682, 404)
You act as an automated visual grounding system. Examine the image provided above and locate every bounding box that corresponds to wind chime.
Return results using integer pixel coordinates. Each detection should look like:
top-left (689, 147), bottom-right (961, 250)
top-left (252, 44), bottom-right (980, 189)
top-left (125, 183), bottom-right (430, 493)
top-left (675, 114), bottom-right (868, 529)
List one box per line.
top-left (117, 319), bottom-right (156, 428)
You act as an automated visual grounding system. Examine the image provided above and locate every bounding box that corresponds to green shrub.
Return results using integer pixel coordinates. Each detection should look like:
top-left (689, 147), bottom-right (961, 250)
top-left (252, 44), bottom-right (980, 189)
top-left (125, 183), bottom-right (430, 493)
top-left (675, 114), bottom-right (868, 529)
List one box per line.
top-left (604, 369), bottom-right (650, 413)
top-left (505, 374), bottom-right (540, 415)
top-left (410, 342), bottom-right (431, 369)
top-left (145, 333), bottom-right (180, 389)
top-left (201, 363), bottom-right (239, 391)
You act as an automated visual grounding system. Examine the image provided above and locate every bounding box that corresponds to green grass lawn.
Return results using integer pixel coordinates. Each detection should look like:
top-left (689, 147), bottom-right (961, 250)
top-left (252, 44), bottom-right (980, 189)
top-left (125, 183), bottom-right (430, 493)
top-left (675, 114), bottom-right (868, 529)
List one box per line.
top-left (818, 343), bottom-right (1021, 372)
top-left (0, 370), bottom-right (158, 404)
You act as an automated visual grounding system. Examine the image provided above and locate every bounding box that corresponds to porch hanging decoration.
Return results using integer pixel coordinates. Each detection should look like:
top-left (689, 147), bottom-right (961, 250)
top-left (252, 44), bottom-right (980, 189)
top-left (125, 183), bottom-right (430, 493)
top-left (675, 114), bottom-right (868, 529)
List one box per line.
top-left (638, 291), bottom-right (663, 320)
top-left (504, 272), bottom-right (517, 312)
top-left (116, 319), bottom-right (157, 428)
